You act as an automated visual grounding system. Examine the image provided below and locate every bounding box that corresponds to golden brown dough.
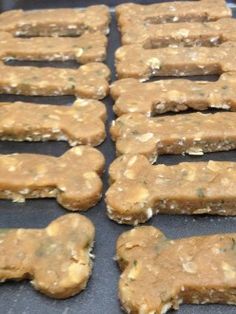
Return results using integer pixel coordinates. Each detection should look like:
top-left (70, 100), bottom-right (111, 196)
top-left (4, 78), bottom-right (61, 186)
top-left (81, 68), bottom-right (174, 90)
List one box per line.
top-left (111, 112), bottom-right (236, 162)
top-left (106, 155), bottom-right (236, 224)
top-left (110, 73), bottom-right (236, 116)
top-left (0, 32), bottom-right (107, 63)
top-left (0, 62), bottom-right (110, 98)
top-left (117, 226), bottom-right (236, 313)
top-left (0, 146), bottom-right (104, 211)
top-left (0, 6), bottom-right (110, 36)
top-left (115, 42), bottom-right (236, 79)
top-left (0, 214), bottom-right (95, 299)
top-left (0, 99), bottom-right (106, 146)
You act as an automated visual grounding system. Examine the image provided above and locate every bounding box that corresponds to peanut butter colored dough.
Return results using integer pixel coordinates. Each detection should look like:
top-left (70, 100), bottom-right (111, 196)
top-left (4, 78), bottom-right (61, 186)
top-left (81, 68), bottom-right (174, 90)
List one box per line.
top-left (111, 112), bottom-right (236, 163)
top-left (115, 42), bottom-right (236, 80)
top-left (116, 0), bottom-right (231, 27)
top-left (0, 146), bottom-right (104, 211)
top-left (117, 226), bottom-right (236, 313)
top-left (110, 73), bottom-right (236, 116)
top-left (0, 32), bottom-right (107, 63)
top-left (106, 155), bottom-right (236, 224)
top-left (0, 5), bottom-right (110, 37)
top-left (0, 214), bottom-right (95, 299)
top-left (0, 99), bottom-right (106, 146)
top-left (0, 62), bottom-right (110, 98)
top-left (120, 18), bottom-right (236, 47)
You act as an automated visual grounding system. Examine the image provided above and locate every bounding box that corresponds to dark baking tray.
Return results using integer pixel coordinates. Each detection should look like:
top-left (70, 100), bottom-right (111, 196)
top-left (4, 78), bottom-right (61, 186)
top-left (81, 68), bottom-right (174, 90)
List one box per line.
top-left (0, 1), bottom-right (236, 313)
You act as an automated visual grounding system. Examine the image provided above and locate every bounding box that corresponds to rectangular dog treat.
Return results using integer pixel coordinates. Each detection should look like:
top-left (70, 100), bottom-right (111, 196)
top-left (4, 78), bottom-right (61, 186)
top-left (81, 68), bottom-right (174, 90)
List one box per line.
top-left (0, 99), bottom-right (106, 146)
top-left (106, 155), bottom-right (236, 224)
top-left (116, 0), bottom-right (231, 27)
top-left (120, 18), bottom-right (236, 47)
top-left (0, 146), bottom-right (104, 211)
top-left (0, 214), bottom-right (95, 299)
top-left (110, 73), bottom-right (236, 116)
top-left (0, 32), bottom-right (107, 64)
top-left (0, 62), bottom-right (110, 98)
top-left (111, 112), bottom-right (236, 163)
top-left (115, 42), bottom-right (236, 79)
top-left (0, 6), bottom-right (110, 36)
top-left (117, 226), bottom-right (236, 313)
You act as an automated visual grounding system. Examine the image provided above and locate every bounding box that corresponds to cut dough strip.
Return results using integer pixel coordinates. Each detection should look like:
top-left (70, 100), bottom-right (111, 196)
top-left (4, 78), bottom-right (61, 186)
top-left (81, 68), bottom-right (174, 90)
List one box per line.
top-left (0, 99), bottom-right (106, 146)
top-left (111, 112), bottom-right (236, 163)
top-left (110, 73), bottom-right (236, 116)
top-left (0, 146), bottom-right (104, 211)
top-left (106, 154), bottom-right (236, 224)
top-left (115, 42), bottom-right (236, 79)
top-left (0, 214), bottom-right (95, 299)
top-left (117, 226), bottom-right (236, 313)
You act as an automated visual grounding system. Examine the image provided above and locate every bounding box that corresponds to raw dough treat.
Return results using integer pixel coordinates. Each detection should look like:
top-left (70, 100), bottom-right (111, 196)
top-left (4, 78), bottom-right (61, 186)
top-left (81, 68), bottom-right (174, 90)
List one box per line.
top-left (116, 0), bottom-right (232, 27)
top-left (0, 146), bottom-right (104, 211)
top-left (116, 226), bottom-right (236, 313)
top-left (115, 42), bottom-right (236, 79)
top-left (0, 32), bottom-right (107, 64)
top-left (120, 18), bottom-right (236, 47)
top-left (0, 5), bottom-right (110, 37)
top-left (110, 73), bottom-right (236, 116)
top-left (106, 155), bottom-right (236, 224)
top-left (0, 214), bottom-right (95, 299)
top-left (0, 62), bottom-right (110, 98)
top-left (111, 112), bottom-right (236, 162)
top-left (0, 99), bottom-right (106, 146)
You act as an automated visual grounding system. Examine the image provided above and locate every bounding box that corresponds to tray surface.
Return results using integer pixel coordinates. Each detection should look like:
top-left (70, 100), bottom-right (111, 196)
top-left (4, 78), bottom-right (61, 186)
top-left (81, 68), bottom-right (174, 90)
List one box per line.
top-left (0, 1), bottom-right (236, 313)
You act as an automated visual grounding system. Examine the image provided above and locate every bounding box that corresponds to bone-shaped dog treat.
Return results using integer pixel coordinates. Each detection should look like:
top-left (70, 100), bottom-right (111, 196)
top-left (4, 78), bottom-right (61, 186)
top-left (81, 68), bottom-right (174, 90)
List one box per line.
top-left (0, 62), bottom-right (110, 98)
top-left (116, 0), bottom-right (231, 27)
top-left (115, 42), bottom-right (236, 79)
top-left (0, 214), bottom-right (95, 299)
top-left (106, 155), bottom-right (236, 224)
top-left (120, 18), bottom-right (236, 47)
top-left (116, 226), bottom-right (236, 313)
top-left (0, 5), bottom-right (110, 37)
top-left (0, 32), bottom-right (107, 64)
top-left (0, 146), bottom-right (104, 211)
top-left (110, 73), bottom-right (236, 116)
top-left (0, 99), bottom-right (106, 146)
top-left (111, 112), bottom-right (236, 163)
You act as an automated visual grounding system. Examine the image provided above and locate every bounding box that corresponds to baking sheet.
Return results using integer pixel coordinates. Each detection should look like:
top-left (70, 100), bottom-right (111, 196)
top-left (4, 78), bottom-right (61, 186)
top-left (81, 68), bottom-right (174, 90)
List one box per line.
top-left (0, 1), bottom-right (236, 313)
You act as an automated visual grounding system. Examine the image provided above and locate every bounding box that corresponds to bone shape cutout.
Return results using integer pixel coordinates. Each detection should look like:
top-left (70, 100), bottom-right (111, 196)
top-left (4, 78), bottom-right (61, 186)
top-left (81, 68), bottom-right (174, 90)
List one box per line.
top-left (0, 99), bottom-right (106, 146)
top-left (111, 111), bottom-right (236, 163)
top-left (0, 6), bottom-right (110, 36)
top-left (0, 214), bottom-right (95, 299)
top-left (120, 18), bottom-right (236, 47)
top-left (0, 31), bottom-right (107, 64)
top-left (116, 0), bottom-right (231, 27)
top-left (0, 146), bottom-right (104, 211)
top-left (115, 42), bottom-right (236, 80)
top-left (106, 154), bottom-right (236, 224)
top-left (110, 72), bottom-right (236, 116)
top-left (0, 62), bottom-right (110, 99)
top-left (117, 226), bottom-right (236, 314)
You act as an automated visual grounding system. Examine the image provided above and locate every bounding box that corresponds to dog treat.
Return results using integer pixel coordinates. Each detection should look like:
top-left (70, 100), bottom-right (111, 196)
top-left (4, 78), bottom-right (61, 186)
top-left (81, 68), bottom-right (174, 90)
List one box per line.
top-left (0, 214), bottom-right (95, 299)
top-left (0, 99), bottom-right (106, 146)
top-left (111, 112), bottom-right (236, 162)
top-left (110, 73), bottom-right (236, 116)
top-left (116, 226), bottom-right (236, 313)
top-left (0, 62), bottom-right (110, 98)
top-left (0, 32), bottom-right (107, 63)
top-left (106, 155), bottom-right (236, 224)
top-left (0, 146), bottom-right (104, 211)
top-left (116, 0), bottom-right (232, 27)
top-left (120, 18), bottom-right (236, 47)
top-left (0, 6), bottom-right (110, 36)
top-left (115, 42), bottom-right (236, 79)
